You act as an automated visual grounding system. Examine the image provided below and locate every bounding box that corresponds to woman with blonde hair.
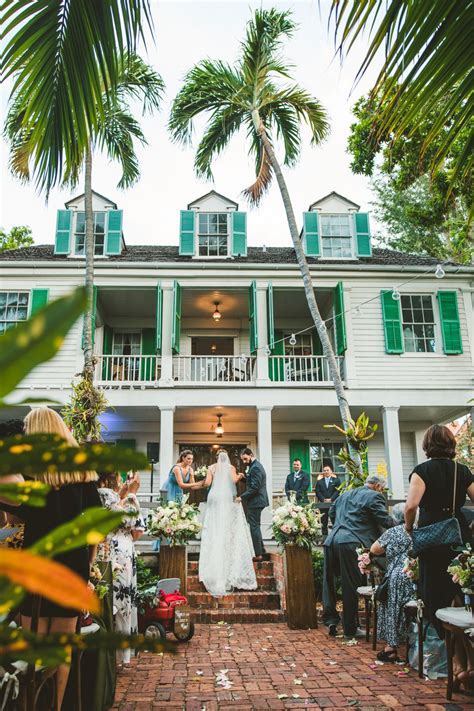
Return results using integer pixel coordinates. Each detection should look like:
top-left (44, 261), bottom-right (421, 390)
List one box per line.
top-left (0, 406), bottom-right (102, 706)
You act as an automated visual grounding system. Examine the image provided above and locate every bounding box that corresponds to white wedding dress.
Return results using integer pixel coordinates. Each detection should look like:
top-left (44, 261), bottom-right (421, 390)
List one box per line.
top-left (199, 452), bottom-right (257, 597)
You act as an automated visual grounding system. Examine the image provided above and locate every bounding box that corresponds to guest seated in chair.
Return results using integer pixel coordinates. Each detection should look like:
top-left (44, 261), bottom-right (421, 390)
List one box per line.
top-left (284, 459), bottom-right (310, 504)
top-left (315, 463), bottom-right (341, 536)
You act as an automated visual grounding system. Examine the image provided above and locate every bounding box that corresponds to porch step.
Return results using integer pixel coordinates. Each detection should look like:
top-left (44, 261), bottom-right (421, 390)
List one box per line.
top-left (191, 608), bottom-right (285, 624)
top-left (187, 590), bottom-right (281, 610)
top-left (187, 574), bottom-right (276, 592)
top-left (187, 558), bottom-right (275, 576)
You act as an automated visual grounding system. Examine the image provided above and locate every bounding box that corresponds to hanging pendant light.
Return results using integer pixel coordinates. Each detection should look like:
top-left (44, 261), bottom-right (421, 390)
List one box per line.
top-left (215, 414), bottom-right (224, 435)
top-left (212, 302), bottom-right (222, 321)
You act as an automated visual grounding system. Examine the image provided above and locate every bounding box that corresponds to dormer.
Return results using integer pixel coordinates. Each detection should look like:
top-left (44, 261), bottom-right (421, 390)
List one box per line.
top-left (302, 191), bottom-right (371, 259)
top-left (54, 191), bottom-right (125, 257)
top-left (179, 190), bottom-right (247, 258)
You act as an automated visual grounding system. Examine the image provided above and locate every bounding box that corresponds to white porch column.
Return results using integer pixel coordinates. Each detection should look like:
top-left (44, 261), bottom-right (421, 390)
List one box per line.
top-left (159, 282), bottom-right (175, 387)
top-left (257, 405), bottom-right (273, 538)
top-left (414, 430), bottom-right (426, 465)
top-left (159, 405), bottom-right (175, 488)
top-left (255, 283), bottom-right (270, 385)
top-left (380, 406), bottom-right (404, 499)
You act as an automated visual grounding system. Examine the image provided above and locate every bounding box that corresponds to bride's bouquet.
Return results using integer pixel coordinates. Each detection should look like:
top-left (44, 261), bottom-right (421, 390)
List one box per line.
top-left (272, 495), bottom-right (322, 548)
top-left (147, 494), bottom-right (202, 546)
top-left (193, 465), bottom-right (208, 481)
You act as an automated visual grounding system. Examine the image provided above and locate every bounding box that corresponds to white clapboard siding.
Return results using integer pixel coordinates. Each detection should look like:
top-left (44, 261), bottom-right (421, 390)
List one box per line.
top-left (401, 432), bottom-right (416, 492)
top-left (271, 434), bottom-right (291, 493)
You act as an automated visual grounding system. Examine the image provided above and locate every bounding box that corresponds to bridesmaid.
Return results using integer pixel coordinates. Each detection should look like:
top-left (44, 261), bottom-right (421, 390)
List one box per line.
top-left (165, 450), bottom-right (196, 502)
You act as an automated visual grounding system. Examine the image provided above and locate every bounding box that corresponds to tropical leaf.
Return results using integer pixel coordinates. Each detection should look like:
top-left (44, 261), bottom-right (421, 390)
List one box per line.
top-left (0, 287), bottom-right (87, 399)
top-left (0, 624), bottom-right (175, 667)
top-left (0, 434), bottom-right (148, 477)
top-left (0, 480), bottom-right (49, 507)
top-left (0, 549), bottom-right (99, 615)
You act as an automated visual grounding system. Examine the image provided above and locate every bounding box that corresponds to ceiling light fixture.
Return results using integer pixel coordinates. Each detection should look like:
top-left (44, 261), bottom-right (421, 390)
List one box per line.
top-left (212, 302), bottom-right (222, 322)
top-left (215, 413), bottom-right (224, 436)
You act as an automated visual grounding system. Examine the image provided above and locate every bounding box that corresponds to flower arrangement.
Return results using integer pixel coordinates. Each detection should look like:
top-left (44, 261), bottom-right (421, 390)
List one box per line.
top-left (89, 563), bottom-right (109, 600)
top-left (356, 547), bottom-right (374, 576)
top-left (272, 495), bottom-right (322, 548)
top-left (147, 494), bottom-right (202, 546)
top-left (447, 544), bottom-right (474, 594)
top-left (402, 557), bottom-right (419, 582)
top-left (194, 465), bottom-right (208, 481)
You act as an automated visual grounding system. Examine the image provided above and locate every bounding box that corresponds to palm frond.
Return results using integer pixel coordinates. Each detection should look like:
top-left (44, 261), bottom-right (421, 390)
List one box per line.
top-left (2, 0), bottom-right (154, 196)
top-left (242, 123), bottom-right (273, 206)
top-left (194, 108), bottom-right (244, 180)
top-left (241, 7), bottom-right (295, 86)
top-left (96, 106), bottom-right (145, 189)
top-left (115, 52), bottom-right (164, 114)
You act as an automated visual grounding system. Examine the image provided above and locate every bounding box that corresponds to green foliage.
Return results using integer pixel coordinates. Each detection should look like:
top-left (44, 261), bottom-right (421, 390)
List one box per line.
top-left (331, 0), bottom-right (473, 192)
top-left (325, 413), bottom-right (378, 493)
top-left (0, 480), bottom-right (49, 507)
top-left (62, 376), bottom-right (109, 443)
top-left (455, 416), bottom-right (474, 470)
top-left (0, 434), bottom-right (148, 478)
top-left (0, 287), bottom-right (87, 400)
top-left (0, 225), bottom-right (33, 252)
top-left (136, 556), bottom-right (160, 613)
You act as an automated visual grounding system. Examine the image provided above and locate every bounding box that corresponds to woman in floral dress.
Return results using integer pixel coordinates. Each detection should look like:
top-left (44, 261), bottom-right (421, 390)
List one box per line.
top-left (370, 503), bottom-right (416, 662)
top-left (97, 472), bottom-right (144, 665)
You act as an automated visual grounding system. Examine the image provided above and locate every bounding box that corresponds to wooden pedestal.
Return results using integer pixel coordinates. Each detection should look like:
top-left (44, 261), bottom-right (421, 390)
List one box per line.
top-left (284, 544), bottom-right (318, 629)
top-left (159, 545), bottom-right (188, 595)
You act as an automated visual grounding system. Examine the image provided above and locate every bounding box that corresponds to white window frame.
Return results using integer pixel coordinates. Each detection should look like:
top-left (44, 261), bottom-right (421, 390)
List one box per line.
top-left (0, 291), bottom-right (30, 334)
top-left (73, 211), bottom-right (107, 258)
top-left (283, 332), bottom-right (314, 357)
top-left (400, 293), bottom-right (439, 355)
top-left (309, 441), bottom-right (346, 476)
top-left (112, 330), bottom-right (143, 356)
top-left (195, 212), bottom-right (230, 259)
top-left (320, 213), bottom-right (355, 260)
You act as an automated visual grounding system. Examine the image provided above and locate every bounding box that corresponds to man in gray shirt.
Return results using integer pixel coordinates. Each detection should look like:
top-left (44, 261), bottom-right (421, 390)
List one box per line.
top-left (322, 474), bottom-right (394, 638)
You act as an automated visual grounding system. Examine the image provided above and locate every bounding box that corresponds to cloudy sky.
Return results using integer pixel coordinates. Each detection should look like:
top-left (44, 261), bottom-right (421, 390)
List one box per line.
top-left (0, 1), bottom-right (381, 249)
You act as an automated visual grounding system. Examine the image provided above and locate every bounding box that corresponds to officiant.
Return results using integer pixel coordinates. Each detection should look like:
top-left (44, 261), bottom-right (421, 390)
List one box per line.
top-left (284, 458), bottom-right (310, 504)
top-left (315, 463), bottom-right (341, 536)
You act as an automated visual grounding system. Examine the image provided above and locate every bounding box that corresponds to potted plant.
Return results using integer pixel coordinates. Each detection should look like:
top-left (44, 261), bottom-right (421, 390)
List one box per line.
top-left (447, 545), bottom-right (474, 610)
top-left (272, 495), bottom-right (322, 629)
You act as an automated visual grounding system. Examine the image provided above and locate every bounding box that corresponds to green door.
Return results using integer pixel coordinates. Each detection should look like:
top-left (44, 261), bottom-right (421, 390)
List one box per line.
top-left (140, 328), bottom-right (156, 381)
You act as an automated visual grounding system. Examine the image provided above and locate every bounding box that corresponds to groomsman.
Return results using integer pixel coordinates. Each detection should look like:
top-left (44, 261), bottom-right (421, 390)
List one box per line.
top-left (284, 459), bottom-right (310, 504)
top-left (237, 448), bottom-right (269, 562)
top-left (315, 463), bottom-right (341, 536)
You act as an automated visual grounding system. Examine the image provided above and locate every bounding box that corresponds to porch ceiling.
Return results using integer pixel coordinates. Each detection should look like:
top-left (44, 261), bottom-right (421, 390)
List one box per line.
top-left (182, 289), bottom-right (248, 319)
top-left (273, 289), bottom-right (332, 319)
top-left (98, 288), bottom-right (155, 319)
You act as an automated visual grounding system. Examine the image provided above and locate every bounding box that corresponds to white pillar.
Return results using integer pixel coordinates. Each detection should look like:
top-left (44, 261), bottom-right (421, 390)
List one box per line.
top-left (414, 430), bottom-right (426, 465)
top-left (255, 283), bottom-right (270, 385)
top-left (257, 405), bottom-right (273, 538)
top-left (159, 405), bottom-right (175, 488)
top-left (159, 282), bottom-right (175, 387)
top-left (380, 406), bottom-right (404, 499)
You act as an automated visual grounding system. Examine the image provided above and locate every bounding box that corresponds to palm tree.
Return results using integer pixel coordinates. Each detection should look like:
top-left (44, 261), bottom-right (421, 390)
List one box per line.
top-left (169, 8), bottom-right (359, 462)
top-left (328, 0), bottom-right (472, 191)
top-left (6, 52), bottom-right (164, 380)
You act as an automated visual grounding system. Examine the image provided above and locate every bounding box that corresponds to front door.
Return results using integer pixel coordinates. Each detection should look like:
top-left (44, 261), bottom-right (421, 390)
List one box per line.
top-left (179, 443), bottom-right (247, 473)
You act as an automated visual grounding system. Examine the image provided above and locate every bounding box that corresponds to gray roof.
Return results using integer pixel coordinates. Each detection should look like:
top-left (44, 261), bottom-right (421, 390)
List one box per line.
top-left (0, 243), bottom-right (460, 268)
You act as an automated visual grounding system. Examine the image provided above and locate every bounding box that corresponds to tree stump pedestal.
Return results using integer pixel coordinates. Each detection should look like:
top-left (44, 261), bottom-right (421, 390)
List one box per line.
top-left (284, 544), bottom-right (318, 629)
top-left (159, 544), bottom-right (188, 595)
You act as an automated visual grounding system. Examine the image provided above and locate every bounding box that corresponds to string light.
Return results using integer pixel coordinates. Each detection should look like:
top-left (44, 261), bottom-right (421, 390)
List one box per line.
top-left (264, 345), bottom-right (272, 356)
top-left (435, 264), bottom-right (446, 279)
top-left (391, 287), bottom-right (401, 301)
top-left (289, 334), bottom-right (297, 346)
top-left (240, 354), bottom-right (248, 364)
top-left (356, 306), bottom-right (362, 316)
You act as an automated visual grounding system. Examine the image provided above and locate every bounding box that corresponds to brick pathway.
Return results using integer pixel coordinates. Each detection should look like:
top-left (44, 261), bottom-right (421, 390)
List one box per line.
top-left (112, 623), bottom-right (473, 710)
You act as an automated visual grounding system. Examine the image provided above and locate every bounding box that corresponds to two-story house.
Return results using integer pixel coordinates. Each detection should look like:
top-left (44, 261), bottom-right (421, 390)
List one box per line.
top-left (1, 189), bottom-right (473, 513)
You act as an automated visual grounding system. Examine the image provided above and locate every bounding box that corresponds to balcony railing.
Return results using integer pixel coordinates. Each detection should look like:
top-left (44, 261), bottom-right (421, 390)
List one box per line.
top-left (96, 355), bottom-right (160, 384)
top-left (268, 355), bottom-right (345, 383)
top-left (173, 355), bottom-right (256, 384)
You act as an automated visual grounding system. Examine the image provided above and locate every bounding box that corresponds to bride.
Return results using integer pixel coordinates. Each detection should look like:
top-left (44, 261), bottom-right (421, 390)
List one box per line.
top-left (195, 450), bottom-right (257, 597)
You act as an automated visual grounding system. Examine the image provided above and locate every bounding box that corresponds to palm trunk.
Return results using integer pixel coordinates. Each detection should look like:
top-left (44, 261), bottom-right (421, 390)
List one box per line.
top-left (83, 144), bottom-right (95, 380)
top-left (253, 112), bottom-right (361, 472)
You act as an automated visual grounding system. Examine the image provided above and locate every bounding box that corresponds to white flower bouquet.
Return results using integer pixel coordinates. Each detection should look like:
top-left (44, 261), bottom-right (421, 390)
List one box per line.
top-left (272, 495), bottom-right (322, 548)
top-left (147, 494), bottom-right (202, 546)
top-left (194, 465), bottom-right (208, 481)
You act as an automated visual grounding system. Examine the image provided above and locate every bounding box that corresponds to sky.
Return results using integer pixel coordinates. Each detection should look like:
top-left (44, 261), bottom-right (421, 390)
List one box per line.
top-left (0, 1), bottom-right (382, 249)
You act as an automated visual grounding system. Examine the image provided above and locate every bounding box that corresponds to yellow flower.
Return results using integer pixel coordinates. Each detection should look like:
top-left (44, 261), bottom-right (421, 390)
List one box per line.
top-left (74, 452), bottom-right (88, 465)
top-left (86, 531), bottom-right (104, 545)
top-left (9, 444), bottom-right (33, 454)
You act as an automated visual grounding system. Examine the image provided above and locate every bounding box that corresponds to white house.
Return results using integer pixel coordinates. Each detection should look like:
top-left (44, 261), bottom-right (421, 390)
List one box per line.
top-left (1, 189), bottom-right (473, 506)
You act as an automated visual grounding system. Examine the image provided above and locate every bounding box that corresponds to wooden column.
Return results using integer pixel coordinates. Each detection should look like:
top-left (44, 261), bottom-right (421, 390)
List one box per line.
top-left (159, 545), bottom-right (188, 595)
top-left (284, 545), bottom-right (318, 629)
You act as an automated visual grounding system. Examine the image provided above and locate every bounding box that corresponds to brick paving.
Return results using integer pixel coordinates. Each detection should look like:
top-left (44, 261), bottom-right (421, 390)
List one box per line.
top-left (112, 622), bottom-right (474, 710)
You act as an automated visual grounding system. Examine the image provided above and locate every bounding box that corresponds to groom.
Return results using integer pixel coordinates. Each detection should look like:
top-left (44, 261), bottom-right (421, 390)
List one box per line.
top-left (237, 448), bottom-right (269, 561)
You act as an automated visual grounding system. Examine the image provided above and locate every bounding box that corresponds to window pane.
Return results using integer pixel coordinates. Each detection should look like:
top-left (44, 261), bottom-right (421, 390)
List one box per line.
top-left (0, 294), bottom-right (6, 308)
top-left (95, 212), bottom-right (105, 232)
top-left (198, 214), bottom-right (207, 232)
top-left (76, 212), bottom-right (85, 233)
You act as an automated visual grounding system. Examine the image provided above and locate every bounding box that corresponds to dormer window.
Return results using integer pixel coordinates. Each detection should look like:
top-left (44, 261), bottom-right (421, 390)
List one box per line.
top-left (321, 214), bottom-right (353, 258)
top-left (74, 211), bottom-right (106, 256)
top-left (198, 213), bottom-right (229, 257)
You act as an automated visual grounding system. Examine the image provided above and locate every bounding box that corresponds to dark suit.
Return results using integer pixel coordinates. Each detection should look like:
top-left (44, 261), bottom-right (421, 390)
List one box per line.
top-left (285, 470), bottom-right (310, 504)
top-left (315, 475), bottom-right (341, 535)
top-left (241, 459), bottom-right (269, 556)
top-left (322, 486), bottom-right (394, 636)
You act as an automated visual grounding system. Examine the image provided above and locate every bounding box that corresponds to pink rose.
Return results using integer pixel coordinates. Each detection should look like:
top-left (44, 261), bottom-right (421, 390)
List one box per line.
top-left (453, 574), bottom-right (459, 583)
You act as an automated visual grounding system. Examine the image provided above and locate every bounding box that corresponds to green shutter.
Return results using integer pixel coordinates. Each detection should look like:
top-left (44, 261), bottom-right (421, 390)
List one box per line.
top-left (249, 280), bottom-right (258, 354)
top-left (303, 212), bottom-right (320, 257)
top-left (54, 210), bottom-right (72, 254)
top-left (30, 289), bottom-right (49, 315)
top-left (141, 328), bottom-right (157, 380)
top-left (156, 284), bottom-right (163, 354)
top-left (232, 211), bottom-right (247, 257)
top-left (116, 439), bottom-right (136, 480)
top-left (437, 291), bottom-right (463, 354)
top-left (105, 210), bottom-right (123, 255)
top-left (266, 282), bottom-right (275, 349)
top-left (102, 325), bottom-right (113, 379)
top-left (355, 212), bottom-right (372, 257)
top-left (81, 286), bottom-right (98, 349)
top-left (289, 440), bottom-right (311, 488)
top-left (172, 281), bottom-right (182, 354)
top-left (380, 290), bottom-right (404, 354)
top-left (334, 282), bottom-right (347, 355)
top-left (269, 330), bottom-right (285, 381)
top-left (179, 210), bottom-right (195, 255)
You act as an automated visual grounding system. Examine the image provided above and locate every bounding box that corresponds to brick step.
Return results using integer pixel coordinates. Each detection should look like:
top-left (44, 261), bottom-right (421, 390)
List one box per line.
top-left (187, 590), bottom-right (280, 610)
top-left (187, 574), bottom-right (276, 592)
top-left (187, 559), bottom-right (274, 576)
top-left (191, 608), bottom-right (285, 624)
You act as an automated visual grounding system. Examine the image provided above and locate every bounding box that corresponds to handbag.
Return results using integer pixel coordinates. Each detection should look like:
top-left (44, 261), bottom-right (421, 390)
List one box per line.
top-left (411, 461), bottom-right (463, 556)
top-left (374, 574), bottom-right (389, 603)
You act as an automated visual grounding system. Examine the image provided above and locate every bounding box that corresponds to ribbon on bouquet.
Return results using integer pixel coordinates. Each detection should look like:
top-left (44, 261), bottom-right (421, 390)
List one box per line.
top-left (0, 670), bottom-right (20, 711)
top-left (416, 598), bottom-right (424, 623)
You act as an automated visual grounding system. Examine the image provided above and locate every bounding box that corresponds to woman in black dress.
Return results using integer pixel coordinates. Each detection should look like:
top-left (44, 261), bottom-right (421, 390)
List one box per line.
top-left (405, 424), bottom-right (474, 629)
top-left (0, 407), bottom-right (101, 707)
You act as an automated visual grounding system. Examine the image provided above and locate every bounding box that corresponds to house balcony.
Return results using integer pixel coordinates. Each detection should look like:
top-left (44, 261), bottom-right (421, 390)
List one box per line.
top-left (172, 355), bottom-right (256, 384)
top-left (269, 355), bottom-right (345, 384)
top-left (95, 355), bottom-right (161, 385)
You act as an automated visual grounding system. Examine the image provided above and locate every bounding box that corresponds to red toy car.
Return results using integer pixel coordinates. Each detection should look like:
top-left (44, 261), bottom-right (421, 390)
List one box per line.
top-left (138, 577), bottom-right (195, 642)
